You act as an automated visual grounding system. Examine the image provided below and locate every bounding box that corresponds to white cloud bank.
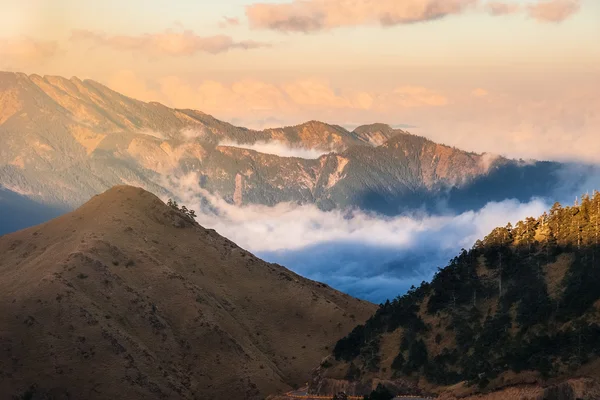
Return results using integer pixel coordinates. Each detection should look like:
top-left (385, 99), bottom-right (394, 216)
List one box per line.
top-left (164, 172), bottom-right (549, 301)
top-left (218, 140), bottom-right (333, 159)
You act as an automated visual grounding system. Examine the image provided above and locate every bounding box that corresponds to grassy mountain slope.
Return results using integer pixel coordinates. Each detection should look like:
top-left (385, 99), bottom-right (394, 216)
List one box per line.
top-left (0, 185), bottom-right (375, 399)
top-left (313, 192), bottom-right (600, 398)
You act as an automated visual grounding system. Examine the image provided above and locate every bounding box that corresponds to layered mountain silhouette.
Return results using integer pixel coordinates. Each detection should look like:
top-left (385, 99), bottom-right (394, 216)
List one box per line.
top-left (313, 193), bottom-right (600, 399)
top-left (0, 186), bottom-right (375, 399)
top-left (0, 71), bottom-right (571, 235)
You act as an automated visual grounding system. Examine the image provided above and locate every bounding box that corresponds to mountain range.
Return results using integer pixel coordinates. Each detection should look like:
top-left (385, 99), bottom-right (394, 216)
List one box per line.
top-left (0, 71), bottom-right (576, 235)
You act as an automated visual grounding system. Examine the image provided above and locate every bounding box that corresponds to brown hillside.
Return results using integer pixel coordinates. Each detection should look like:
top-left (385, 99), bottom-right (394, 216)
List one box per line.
top-left (0, 185), bottom-right (375, 400)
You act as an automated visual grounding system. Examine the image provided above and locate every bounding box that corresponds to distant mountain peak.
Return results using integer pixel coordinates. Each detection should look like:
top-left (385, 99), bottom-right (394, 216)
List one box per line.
top-left (352, 123), bottom-right (405, 146)
top-left (353, 122), bottom-right (395, 133)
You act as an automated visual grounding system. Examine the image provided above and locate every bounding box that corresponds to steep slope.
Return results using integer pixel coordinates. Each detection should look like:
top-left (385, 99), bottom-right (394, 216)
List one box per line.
top-left (312, 192), bottom-right (600, 398)
top-left (0, 185), bottom-right (375, 400)
top-left (0, 71), bottom-right (567, 229)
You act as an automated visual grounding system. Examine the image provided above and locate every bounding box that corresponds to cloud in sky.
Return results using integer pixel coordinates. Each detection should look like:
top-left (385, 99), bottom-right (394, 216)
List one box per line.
top-left (218, 140), bottom-right (333, 159)
top-left (109, 72), bottom-right (448, 121)
top-left (527, 0), bottom-right (581, 23)
top-left (104, 70), bottom-right (600, 164)
top-left (246, 0), bottom-right (478, 32)
top-left (417, 86), bottom-right (600, 163)
top-left (0, 36), bottom-right (58, 66)
top-left (245, 0), bottom-right (582, 32)
top-left (485, 1), bottom-right (521, 16)
top-left (471, 88), bottom-right (489, 97)
top-left (219, 16), bottom-right (241, 28)
top-left (71, 29), bottom-right (269, 56)
top-left (392, 86), bottom-right (449, 107)
top-left (163, 172), bottom-right (549, 301)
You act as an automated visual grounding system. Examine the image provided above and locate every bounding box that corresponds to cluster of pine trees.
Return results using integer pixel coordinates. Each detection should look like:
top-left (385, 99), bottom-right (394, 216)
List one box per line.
top-left (167, 199), bottom-right (197, 222)
top-left (333, 192), bottom-right (600, 389)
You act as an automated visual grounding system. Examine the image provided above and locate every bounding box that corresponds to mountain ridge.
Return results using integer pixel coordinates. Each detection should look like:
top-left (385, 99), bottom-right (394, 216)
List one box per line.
top-left (0, 70), bottom-right (570, 235)
top-left (0, 185), bottom-right (375, 399)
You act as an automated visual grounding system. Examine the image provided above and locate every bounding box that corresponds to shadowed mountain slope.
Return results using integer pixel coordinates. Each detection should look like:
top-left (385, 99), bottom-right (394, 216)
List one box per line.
top-left (0, 185), bottom-right (375, 399)
top-left (312, 192), bottom-right (600, 399)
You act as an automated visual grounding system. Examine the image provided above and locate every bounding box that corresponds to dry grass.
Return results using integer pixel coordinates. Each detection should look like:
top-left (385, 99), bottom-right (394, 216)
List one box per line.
top-left (0, 186), bottom-right (376, 400)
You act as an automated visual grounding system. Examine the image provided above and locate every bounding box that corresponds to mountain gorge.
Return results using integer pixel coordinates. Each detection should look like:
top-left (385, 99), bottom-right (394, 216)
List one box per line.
top-left (0, 72), bottom-right (571, 236)
top-left (313, 192), bottom-right (600, 399)
top-left (0, 186), bottom-right (375, 399)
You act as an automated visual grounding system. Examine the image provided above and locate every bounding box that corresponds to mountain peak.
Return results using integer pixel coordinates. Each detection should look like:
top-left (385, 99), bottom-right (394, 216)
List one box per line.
top-left (288, 119), bottom-right (348, 133)
top-left (352, 123), bottom-right (400, 146)
top-left (84, 185), bottom-right (165, 213)
top-left (68, 185), bottom-right (201, 235)
top-left (0, 186), bottom-right (375, 399)
top-left (352, 123), bottom-right (394, 134)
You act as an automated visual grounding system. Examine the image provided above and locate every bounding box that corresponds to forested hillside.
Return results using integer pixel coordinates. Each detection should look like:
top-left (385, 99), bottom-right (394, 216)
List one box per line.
top-left (313, 192), bottom-right (600, 397)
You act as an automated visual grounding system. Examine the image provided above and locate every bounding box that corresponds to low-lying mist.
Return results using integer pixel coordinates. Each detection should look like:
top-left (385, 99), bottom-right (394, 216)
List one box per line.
top-left (217, 140), bottom-right (333, 159)
top-left (166, 173), bottom-right (549, 303)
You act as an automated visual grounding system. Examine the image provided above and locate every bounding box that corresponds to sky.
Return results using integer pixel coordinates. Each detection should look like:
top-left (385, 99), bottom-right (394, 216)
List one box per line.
top-left (1, 0), bottom-right (599, 162)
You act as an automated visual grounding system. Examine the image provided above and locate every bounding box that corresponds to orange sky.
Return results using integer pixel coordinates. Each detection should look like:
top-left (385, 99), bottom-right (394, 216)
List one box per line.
top-left (1, 0), bottom-right (598, 162)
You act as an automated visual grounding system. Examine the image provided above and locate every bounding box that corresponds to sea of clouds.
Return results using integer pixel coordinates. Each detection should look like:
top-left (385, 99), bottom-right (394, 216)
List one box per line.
top-left (218, 140), bottom-right (333, 159)
top-left (164, 172), bottom-right (550, 302)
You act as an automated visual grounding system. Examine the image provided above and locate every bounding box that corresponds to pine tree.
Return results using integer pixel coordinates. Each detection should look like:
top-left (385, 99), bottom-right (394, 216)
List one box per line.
top-left (548, 202), bottom-right (562, 248)
top-left (592, 191), bottom-right (600, 264)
